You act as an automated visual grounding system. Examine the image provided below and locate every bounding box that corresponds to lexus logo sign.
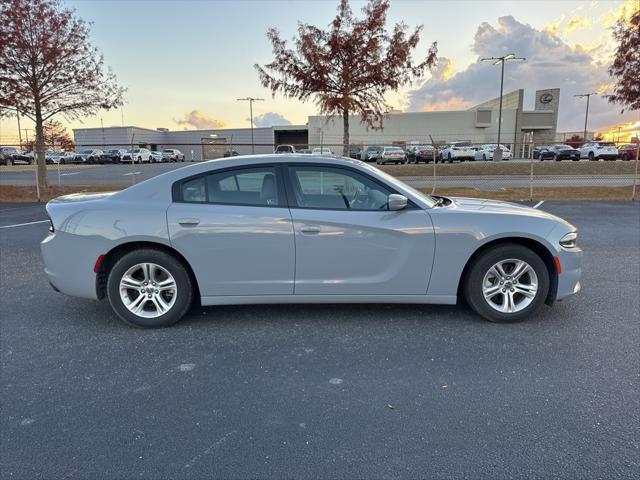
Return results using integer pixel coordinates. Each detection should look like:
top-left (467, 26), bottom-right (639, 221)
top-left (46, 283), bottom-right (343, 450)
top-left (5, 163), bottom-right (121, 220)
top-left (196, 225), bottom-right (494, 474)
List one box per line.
top-left (539, 93), bottom-right (554, 104)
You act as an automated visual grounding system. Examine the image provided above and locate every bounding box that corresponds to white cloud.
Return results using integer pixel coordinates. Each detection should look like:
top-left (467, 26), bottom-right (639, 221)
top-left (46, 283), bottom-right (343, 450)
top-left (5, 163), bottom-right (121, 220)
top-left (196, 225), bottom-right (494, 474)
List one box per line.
top-left (174, 110), bottom-right (226, 130)
top-left (251, 112), bottom-right (292, 128)
top-left (407, 15), bottom-right (636, 131)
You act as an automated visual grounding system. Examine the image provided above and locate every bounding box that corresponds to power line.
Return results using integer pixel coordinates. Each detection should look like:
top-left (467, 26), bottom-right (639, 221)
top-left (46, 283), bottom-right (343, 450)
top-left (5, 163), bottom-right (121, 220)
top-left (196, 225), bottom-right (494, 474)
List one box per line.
top-left (237, 97), bottom-right (264, 154)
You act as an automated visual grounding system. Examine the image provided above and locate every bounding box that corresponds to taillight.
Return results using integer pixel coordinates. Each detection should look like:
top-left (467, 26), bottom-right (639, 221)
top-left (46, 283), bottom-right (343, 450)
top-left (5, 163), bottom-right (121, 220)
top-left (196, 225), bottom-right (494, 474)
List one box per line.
top-left (48, 218), bottom-right (54, 233)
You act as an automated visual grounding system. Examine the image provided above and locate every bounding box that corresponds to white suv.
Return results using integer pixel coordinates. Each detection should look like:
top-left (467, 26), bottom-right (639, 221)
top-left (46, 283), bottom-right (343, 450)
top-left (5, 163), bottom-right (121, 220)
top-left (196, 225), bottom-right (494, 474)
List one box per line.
top-left (122, 148), bottom-right (152, 163)
top-left (162, 149), bottom-right (185, 162)
top-left (580, 142), bottom-right (618, 161)
top-left (474, 144), bottom-right (512, 161)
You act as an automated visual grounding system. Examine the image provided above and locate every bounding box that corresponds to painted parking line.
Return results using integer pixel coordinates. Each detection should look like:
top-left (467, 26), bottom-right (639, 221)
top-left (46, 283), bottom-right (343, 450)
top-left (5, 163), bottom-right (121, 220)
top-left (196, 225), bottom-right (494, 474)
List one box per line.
top-left (123, 171), bottom-right (141, 176)
top-left (0, 220), bottom-right (49, 229)
top-left (60, 172), bottom-right (80, 176)
top-left (533, 200), bottom-right (545, 209)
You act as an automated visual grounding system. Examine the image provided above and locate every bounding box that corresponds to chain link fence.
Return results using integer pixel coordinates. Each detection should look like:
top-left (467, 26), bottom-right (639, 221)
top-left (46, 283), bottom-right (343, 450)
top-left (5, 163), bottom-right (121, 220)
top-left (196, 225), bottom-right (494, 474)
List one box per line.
top-left (1, 140), bottom-right (638, 201)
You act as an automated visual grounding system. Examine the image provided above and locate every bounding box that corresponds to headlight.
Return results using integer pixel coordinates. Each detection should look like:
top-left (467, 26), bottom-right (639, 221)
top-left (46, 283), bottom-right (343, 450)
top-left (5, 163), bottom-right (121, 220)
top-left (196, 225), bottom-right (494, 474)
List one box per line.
top-left (560, 231), bottom-right (577, 248)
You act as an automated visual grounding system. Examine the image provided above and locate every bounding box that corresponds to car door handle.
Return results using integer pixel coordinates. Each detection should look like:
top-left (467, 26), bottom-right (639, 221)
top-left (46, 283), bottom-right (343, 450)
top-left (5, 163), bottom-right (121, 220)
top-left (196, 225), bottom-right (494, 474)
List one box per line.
top-left (300, 225), bottom-right (321, 234)
top-left (178, 218), bottom-right (200, 226)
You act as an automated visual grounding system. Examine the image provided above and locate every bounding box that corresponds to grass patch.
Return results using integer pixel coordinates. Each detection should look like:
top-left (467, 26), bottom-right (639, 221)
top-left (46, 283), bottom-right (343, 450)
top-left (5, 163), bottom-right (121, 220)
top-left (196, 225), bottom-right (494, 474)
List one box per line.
top-left (419, 186), bottom-right (637, 201)
top-left (381, 160), bottom-right (639, 177)
top-left (0, 185), bottom-right (125, 203)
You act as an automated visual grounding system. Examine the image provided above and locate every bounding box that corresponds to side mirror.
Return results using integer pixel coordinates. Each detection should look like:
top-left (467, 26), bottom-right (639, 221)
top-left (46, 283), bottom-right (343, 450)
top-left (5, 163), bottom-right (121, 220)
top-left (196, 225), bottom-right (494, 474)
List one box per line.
top-left (388, 194), bottom-right (408, 211)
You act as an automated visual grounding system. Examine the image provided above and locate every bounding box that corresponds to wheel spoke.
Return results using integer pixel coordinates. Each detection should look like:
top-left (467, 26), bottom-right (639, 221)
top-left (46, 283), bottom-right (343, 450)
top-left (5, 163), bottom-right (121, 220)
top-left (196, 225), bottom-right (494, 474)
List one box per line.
top-left (483, 283), bottom-right (502, 299)
top-left (157, 278), bottom-right (176, 291)
top-left (514, 284), bottom-right (537, 298)
top-left (151, 296), bottom-right (168, 314)
top-left (127, 293), bottom-right (147, 314)
top-left (120, 275), bottom-right (142, 289)
top-left (494, 262), bottom-right (508, 278)
top-left (142, 263), bottom-right (152, 282)
top-left (511, 261), bottom-right (527, 280)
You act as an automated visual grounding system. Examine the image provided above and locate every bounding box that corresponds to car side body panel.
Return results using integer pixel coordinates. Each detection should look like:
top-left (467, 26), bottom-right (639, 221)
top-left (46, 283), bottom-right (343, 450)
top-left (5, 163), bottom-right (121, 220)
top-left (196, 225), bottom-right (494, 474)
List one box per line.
top-left (166, 203), bottom-right (295, 296)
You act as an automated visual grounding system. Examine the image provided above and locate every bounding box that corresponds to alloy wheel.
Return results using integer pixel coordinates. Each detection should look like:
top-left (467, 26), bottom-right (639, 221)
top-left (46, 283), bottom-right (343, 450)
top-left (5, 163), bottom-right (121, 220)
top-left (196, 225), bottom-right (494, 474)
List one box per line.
top-left (119, 263), bottom-right (177, 318)
top-left (482, 259), bottom-right (538, 314)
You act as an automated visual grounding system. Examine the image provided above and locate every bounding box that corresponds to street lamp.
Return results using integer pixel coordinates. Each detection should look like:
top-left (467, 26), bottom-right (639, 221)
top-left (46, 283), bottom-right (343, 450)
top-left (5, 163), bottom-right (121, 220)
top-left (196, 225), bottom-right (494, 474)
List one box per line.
top-left (237, 97), bottom-right (264, 154)
top-left (480, 53), bottom-right (525, 161)
top-left (574, 93), bottom-right (597, 142)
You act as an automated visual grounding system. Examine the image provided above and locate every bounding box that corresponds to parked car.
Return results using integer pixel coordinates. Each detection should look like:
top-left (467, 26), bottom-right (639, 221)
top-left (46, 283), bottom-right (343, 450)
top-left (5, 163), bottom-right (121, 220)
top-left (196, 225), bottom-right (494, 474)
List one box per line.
top-left (533, 145), bottom-right (550, 160)
top-left (580, 141), bottom-right (618, 161)
top-left (162, 149), bottom-right (185, 162)
top-left (538, 145), bottom-right (581, 161)
top-left (41, 155), bottom-right (582, 328)
top-left (74, 149), bottom-right (103, 164)
top-left (298, 148), bottom-right (313, 154)
top-left (440, 141), bottom-right (476, 162)
top-left (150, 151), bottom-right (164, 163)
top-left (618, 144), bottom-right (639, 161)
top-left (223, 150), bottom-right (240, 157)
top-left (474, 144), bottom-right (512, 161)
top-left (348, 146), bottom-right (362, 160)
top-left (364, 146), bottom-right (382, 162)
top-left (0, 146), bottom-right (31, 165)
top-left (377, 146), bottom-right (407, 165)
top-left (275, 145), bottom-right (295, 154)
top-left (122, 148), bottom-right (152, 163)
top-left (311, 147), bottom-right (333, 155)
top-left (55, 151), bottom-right (79, 164)
top-left (100, 149), bottom-right (127, 164)
top-left (406, 145), bottom-right (436, 164)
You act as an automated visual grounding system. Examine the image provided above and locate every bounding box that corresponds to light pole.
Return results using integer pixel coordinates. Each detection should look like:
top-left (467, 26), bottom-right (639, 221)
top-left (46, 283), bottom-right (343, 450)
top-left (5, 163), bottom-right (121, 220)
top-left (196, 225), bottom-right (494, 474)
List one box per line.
top-left (237, 97), bottom-right (264, 154)
top-left (574, 93), bottom-right (596, 142)
top-left (480, 53), bottom-right (525, 161)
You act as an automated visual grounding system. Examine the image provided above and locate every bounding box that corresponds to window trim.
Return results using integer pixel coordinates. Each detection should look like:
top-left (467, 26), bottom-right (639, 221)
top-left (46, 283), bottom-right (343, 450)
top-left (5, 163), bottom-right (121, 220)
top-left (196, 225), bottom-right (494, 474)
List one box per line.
top-left (172, 164), bottom-right (288, 208)
top-left (283, 163), bottom-right (417, 212)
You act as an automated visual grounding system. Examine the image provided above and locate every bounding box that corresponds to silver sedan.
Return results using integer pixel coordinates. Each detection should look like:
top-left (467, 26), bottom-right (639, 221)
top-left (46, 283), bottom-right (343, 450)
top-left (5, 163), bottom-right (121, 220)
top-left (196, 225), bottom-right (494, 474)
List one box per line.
top-left (41, 155), bottom-right (582, 328)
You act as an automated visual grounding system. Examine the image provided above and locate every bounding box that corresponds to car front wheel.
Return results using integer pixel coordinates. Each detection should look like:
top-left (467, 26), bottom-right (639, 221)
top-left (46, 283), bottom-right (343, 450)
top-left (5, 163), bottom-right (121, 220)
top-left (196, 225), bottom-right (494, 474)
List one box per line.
top-left (107, 249), bottom-right (194, 328)
top-left (464, 244), bottom-right (550, 323)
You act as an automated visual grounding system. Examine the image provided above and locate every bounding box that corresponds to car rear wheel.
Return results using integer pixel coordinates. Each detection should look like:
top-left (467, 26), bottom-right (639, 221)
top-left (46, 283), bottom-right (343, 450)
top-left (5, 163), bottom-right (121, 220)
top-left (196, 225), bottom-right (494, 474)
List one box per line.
top-left (588, 151), bottom-right (595, 161)
top-left (107, 249), bottom-right (194, 328)
top-left (464, 244), bottom-right (550, 323)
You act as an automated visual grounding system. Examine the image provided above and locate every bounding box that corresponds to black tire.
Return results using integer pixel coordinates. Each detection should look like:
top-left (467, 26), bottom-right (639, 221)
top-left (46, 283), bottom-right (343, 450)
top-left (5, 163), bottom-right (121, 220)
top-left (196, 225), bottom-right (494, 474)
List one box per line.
top-left (483, 154), bottom-right (487, 161)
top-left (137, 156), bottom-right (142, 164)
top-left (107, 249), bottom-right (194, 328)
top-left (463, 243), bottom-right (550, 323)
top-left (554, 154), bottom-right (560, 161)
top-left (588, 151), bottom-right (595, 161)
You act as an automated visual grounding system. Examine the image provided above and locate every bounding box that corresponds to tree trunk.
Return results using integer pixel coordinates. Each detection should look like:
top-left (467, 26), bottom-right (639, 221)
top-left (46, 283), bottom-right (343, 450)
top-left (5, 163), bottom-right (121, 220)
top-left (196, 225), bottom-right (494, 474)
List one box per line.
top-left (34, 105), bottom-right (48, 199)
top-left (342, 108), bottom-right (349, 157)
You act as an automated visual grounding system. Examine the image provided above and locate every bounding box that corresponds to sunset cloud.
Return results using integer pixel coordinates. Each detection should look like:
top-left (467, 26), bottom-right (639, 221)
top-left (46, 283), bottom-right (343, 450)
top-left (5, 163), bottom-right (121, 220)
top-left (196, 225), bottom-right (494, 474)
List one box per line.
top-left (174, 110), bottom-right (226, 130)
top-left (251, 112), bottom-right (292, 128)
top-left (407, 15), bottom-right (637, 131)
top-left (565, 16), bottom-right (592, 34)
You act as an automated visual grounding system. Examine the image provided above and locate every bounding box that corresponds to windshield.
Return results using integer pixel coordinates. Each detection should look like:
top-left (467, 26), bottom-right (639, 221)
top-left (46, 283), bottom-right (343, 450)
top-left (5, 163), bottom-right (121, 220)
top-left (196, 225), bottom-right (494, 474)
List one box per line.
top-left (80, 150), bottom-right (93, 154)
top-left (359, 162), bottom-right (438, 208)
top-left (386, 147), bottom-right (404, 152)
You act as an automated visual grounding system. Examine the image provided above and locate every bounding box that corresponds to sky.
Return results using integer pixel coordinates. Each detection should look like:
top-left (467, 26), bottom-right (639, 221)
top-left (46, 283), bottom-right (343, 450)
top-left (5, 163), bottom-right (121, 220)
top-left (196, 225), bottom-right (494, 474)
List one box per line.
top-left (1, 0), bottom-right (638, 144)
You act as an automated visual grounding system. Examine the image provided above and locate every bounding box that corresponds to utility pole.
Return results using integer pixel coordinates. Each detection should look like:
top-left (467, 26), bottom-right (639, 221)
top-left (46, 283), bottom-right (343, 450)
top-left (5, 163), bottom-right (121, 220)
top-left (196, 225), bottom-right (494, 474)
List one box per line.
top-left (574, 93), bottom-right (596, 142)
top-left (101, 117), bottom-right (106, 149)
top-left (16, 109), bottom-right (23, 149)
top-left (480, 53), bottom-right (525, 161)
top-left (237, 97), bottom-right (264, 154)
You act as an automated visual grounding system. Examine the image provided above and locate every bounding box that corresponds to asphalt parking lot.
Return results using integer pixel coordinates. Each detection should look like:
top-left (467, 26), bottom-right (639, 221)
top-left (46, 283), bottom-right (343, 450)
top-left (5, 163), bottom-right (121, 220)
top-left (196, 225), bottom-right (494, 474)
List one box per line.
top-left (1, 201), bottom-right (639, 479)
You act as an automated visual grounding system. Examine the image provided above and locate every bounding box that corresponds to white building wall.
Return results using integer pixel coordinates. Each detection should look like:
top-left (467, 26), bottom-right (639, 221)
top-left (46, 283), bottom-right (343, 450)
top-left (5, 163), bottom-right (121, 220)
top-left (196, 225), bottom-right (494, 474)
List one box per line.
top-left (308, 110), bottom-right (519, 149)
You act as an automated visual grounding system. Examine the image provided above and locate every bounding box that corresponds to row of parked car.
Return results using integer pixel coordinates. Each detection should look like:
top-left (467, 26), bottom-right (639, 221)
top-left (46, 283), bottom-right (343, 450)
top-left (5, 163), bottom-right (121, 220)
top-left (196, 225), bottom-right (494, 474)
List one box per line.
top-left (0, 147), bottom-right (187, 165)
top-left (274, 141), bottom-right (639, 164)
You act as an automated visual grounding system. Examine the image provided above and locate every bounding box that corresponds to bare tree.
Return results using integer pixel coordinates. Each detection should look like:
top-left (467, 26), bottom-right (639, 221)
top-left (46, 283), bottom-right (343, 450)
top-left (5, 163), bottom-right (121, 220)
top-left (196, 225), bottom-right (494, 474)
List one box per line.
top-left (607, 7), bottom-right (640, 112)
top-left (0, 0), bottom-right (124, 195)
top-left (255, 0), bottom-right (437, 155)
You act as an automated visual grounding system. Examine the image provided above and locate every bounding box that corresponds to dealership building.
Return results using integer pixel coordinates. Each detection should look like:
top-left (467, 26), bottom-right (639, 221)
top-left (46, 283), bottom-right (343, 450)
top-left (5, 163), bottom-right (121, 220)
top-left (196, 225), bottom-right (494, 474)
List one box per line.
top-left (73, 88), bottom-right (562, 160)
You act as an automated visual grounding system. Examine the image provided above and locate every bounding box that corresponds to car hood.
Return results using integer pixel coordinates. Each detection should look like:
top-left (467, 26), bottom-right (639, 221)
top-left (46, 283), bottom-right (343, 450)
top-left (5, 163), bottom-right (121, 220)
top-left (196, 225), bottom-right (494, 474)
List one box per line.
top-left (449, 196), bottom-right (570, 224)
